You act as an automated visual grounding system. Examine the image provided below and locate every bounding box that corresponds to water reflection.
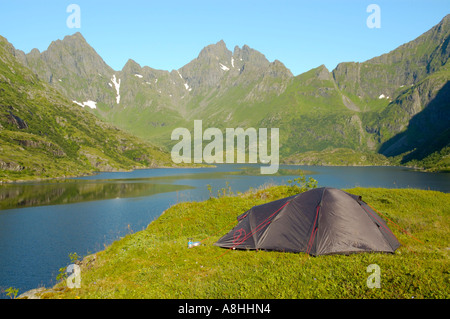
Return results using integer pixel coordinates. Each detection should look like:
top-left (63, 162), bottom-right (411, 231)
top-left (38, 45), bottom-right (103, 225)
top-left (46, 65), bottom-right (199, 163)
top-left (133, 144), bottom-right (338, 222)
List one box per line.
top-left (0, 167), bottom-right (310, 211)
top-left (0, 181), bottom-right (194, 210)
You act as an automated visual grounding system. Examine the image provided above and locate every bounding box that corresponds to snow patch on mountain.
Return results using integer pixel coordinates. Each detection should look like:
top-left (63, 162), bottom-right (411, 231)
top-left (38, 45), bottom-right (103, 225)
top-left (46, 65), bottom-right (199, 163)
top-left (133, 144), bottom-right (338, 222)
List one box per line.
top-left (111, 75), bottom-right (121, 104)
top-left (73, 100), bottom-right (97, 109)
top-left (220, 63), bottom-right (230, 71)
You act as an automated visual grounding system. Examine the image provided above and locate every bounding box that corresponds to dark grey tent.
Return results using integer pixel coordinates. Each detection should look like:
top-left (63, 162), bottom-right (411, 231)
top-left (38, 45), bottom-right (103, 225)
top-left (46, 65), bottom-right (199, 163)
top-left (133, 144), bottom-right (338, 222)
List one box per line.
top-left (215, 187), bottom-right (400, 256)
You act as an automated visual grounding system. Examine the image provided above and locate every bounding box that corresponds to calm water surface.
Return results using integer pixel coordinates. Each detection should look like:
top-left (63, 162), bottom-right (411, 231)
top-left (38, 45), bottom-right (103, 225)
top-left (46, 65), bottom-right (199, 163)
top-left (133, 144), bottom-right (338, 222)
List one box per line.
top-left (0, 164), bottom-right (448, 297)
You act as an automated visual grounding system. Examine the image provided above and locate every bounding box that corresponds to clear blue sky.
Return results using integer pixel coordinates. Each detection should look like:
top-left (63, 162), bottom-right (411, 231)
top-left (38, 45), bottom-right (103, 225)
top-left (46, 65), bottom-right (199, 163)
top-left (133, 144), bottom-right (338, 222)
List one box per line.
top-left (0, 0), bottom-right (448, 75)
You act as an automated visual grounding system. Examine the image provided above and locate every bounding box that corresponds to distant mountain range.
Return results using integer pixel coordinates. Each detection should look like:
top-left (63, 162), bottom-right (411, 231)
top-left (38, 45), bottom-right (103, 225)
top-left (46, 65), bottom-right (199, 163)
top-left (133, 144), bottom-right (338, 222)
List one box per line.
top-left (1, 14), bottom-right (449, 180)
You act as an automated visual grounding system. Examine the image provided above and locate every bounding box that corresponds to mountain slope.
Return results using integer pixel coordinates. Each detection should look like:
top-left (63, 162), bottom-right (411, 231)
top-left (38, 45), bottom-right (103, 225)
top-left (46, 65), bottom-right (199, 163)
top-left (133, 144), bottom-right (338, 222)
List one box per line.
top-left (376, 67), bottom-right (450, 171)
top-left (348, 15), bottom-right (450, 168)
top-left (332, 14), bottom-right (450, 102)
top-left (284, 14), bottom-right (450, 168)
top-left (0, 35), bottom-right (172, 182)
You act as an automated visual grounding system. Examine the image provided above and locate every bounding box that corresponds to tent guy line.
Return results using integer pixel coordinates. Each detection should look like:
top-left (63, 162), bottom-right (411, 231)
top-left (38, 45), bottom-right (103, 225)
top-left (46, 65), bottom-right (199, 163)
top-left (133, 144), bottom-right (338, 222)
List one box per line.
top-left (216, 201), bottom-right (291, 259)
top-left (365, 203), bottom-right (424, 245)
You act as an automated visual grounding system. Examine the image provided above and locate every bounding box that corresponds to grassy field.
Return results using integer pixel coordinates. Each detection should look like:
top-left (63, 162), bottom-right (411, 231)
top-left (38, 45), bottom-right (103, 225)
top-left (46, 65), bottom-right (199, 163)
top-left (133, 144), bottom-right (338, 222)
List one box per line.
top-left (33, 181), bottom-right (449, 299)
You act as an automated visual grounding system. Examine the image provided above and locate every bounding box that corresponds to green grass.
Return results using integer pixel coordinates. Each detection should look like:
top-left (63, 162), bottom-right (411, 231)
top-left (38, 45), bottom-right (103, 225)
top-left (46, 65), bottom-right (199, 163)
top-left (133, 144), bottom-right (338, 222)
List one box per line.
top-left (283, 148), bottom-right (394, 166)
top-left (39, 184), bottom-right (449, 299)
top-left (407, 146), bottom-right (450, 172)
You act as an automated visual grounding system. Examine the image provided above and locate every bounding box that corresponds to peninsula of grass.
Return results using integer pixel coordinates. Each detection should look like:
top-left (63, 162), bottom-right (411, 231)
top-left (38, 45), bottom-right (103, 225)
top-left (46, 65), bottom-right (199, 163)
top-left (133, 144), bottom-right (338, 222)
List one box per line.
top-left (38, 181), bottom-right (449, 299)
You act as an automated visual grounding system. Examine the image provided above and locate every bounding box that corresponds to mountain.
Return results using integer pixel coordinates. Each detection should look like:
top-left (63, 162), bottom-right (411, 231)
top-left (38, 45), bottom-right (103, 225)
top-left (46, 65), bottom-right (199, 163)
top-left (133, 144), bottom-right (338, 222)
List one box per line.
top-left (272, 14), bottom-right (450, 169)
top-left (10, 14), bottom-right (450, 172)
top-left (15, 33), bottom-right (116, 105)
top-left (0, 35), bottom-right (172, 182)
top-left (331, 14), bottom-right (450, 170)
top-left (333, 14), bottom-right (450, 101)
top-left (18, 34), bottom-right (294, 145)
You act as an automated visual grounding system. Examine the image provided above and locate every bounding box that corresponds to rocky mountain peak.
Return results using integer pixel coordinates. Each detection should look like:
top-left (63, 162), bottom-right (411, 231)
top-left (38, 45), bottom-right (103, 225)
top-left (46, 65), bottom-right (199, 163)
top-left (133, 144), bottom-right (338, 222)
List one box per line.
top-left (28, 48), bottom-right (41, 57)
top-left (122, 59), bottom-right (142, 74)
top-left (46, 32), bottom-right (89, 54)
top-left (23, 32), bottom-right (113, 82)
top-left (233, 44), bottom-right (269, 67)
top-left (198, 40), bottom-right (232, 61)
top-left (315, 64), bottom-right (331, 81)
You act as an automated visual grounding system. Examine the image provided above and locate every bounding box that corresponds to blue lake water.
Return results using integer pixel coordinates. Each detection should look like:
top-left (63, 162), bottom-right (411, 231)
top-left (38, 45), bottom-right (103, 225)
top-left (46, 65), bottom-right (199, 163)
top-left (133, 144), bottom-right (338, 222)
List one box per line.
top-left (0, 164), bottom-right (448, 297)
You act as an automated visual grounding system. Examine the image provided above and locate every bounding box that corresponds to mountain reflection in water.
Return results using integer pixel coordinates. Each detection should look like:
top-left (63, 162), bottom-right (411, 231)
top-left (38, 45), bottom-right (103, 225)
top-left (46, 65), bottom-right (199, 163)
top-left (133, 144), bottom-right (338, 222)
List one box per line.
top-left (0, 180), bottom-right (194, 210)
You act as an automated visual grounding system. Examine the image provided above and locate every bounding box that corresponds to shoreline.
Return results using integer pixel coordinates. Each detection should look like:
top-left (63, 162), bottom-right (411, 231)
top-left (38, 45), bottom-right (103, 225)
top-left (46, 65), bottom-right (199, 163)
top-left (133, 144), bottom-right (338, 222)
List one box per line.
top-left (0, 163), bottom-right (216, 185)
top-left (0, 163), bottom-right (444, 185)
top-left (281, 162), bottom-right (447, 173)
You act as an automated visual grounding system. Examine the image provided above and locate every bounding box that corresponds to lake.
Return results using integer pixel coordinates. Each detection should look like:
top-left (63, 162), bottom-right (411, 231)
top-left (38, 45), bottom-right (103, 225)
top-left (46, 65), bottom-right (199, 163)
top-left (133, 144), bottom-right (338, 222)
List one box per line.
top-left (0, 164), bottom-right (448, 297)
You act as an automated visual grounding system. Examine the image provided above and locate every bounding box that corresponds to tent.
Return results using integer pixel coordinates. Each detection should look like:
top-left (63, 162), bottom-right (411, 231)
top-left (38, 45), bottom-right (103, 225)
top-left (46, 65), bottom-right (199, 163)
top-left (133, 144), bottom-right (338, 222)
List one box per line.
top-left (215, 187), bottom-right (401, 256)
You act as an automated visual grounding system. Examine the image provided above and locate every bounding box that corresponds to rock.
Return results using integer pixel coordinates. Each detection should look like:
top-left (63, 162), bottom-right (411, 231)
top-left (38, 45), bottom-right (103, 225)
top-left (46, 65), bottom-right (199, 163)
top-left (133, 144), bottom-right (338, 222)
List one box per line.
top-left (7, 111), bottom-right (28, 129)
top-left (17, 288), bottom-right (47, 299)
top-left (0, 160), bottom-right (25, 172)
